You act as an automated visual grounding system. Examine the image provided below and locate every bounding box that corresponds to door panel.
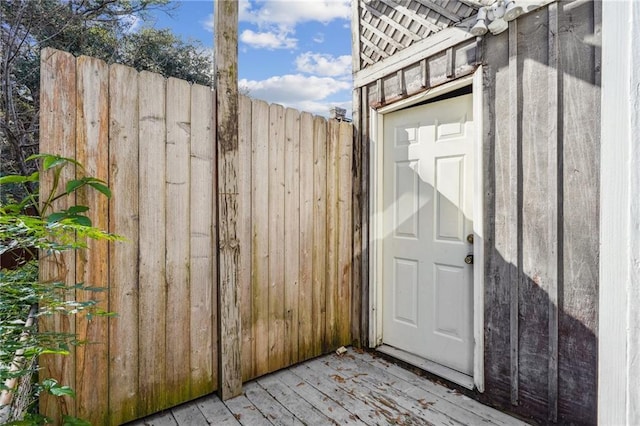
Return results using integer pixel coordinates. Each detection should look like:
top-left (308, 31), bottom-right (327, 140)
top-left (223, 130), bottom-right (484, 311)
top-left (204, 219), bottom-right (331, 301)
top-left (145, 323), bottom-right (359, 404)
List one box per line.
top-left (382, 94), bottom-right (474, 375)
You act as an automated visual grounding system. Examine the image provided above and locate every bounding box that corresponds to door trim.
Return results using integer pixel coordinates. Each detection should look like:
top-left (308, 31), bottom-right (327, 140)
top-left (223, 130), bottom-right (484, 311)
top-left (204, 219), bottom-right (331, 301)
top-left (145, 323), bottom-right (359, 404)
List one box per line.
top-left (368, 67), bottom-right (485, 392)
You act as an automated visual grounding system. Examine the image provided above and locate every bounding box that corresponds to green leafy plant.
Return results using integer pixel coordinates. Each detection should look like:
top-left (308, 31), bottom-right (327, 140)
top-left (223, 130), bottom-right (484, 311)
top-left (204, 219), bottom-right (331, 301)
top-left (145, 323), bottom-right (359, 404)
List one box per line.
top-left (0, 154), bottom-right (121, 424)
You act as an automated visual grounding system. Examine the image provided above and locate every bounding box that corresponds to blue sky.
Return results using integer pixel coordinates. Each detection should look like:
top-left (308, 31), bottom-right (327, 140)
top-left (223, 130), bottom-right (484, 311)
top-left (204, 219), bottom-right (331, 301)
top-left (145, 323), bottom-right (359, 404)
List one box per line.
top-left (145, 0), bottom-right (353, 117)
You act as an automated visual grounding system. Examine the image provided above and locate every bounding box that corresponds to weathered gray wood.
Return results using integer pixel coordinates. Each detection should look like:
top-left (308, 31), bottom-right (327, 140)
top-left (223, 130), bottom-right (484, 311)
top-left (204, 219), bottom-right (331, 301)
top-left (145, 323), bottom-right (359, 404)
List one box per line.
top-left (256, 375), bottom-right (335, 425)
top-left (275, 369), bottom-right (365, 425)
top-left (518, 10), bottom-right (550, 417)
top-left (215, 0), bottom-right (242, 400)
top-left (546, 4), bottom-right (559, 423)
top-left (558, 3), bottom-right (599, 423)
top-left (196, 396), bottom-right (241, 425)
top-left (223, 394), bottom-right (272, 426)
top-left (244, 381), bottom-right (304, 426)
top-left (360, 353), bottom-right (530, 426)
top-left (171, 404), bottom-right (209, 424)
top-left (508, 21), bottom-right (520, 408)
top-left (128, 411), bottom-right (178, 426)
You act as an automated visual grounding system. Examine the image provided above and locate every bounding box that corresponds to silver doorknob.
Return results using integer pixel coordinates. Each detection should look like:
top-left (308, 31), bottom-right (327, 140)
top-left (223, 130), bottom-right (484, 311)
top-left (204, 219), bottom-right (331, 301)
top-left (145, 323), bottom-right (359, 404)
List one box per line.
top-left (465, 255), bottom-right (474, 265)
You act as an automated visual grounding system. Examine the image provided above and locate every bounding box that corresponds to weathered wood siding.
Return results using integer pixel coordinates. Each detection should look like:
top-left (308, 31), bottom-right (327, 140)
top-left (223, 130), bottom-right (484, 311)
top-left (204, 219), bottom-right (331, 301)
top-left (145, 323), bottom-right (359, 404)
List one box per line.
top-left (483, 3), bottom-right (600, 424)
top-left (39, 48), bottom-right (353, 425)
top-left (352, 1), bottom-right (600, 424)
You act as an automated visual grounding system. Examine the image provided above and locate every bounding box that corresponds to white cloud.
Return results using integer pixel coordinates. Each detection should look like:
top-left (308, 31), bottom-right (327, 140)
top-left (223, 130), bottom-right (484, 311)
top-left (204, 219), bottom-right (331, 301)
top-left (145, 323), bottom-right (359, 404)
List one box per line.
top-left (295, 52), bottom-right (352, 77)
top-left (239, 74), bottom-right (350, 115)
top-left (240, 29), bottom-right (297, 49)
top-left (312, 33), bottom-right (325, 44)
top-left (241, 0), bottom-right (350, 28)
top-left (203, 14), bottom-right (214, 32)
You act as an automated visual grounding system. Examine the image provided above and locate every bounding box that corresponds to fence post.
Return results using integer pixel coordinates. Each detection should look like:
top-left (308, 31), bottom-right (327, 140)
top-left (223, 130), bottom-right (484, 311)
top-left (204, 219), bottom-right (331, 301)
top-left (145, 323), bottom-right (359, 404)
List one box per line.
top-left (215, 0), bottom-right (242, 400)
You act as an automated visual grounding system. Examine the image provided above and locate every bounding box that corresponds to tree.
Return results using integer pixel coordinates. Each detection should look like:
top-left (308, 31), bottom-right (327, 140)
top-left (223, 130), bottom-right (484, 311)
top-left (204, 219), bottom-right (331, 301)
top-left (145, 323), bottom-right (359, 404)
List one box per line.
top-left (0, 0), bottom-right (214, 196)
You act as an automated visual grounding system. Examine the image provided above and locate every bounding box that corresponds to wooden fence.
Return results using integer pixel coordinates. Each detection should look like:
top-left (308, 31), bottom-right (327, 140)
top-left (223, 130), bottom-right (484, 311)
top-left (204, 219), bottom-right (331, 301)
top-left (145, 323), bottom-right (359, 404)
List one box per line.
top-left (39, 48), bottom-right (353, 425)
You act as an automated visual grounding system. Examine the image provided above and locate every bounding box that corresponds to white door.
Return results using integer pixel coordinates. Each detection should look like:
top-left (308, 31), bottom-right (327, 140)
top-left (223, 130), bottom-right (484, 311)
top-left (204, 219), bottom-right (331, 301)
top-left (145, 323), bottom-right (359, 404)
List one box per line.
top-left (381, 94), bottom-right (474, 375)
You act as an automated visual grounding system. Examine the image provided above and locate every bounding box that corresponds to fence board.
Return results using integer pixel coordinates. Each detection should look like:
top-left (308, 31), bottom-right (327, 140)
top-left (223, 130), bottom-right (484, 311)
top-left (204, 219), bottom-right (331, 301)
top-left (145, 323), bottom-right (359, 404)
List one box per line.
top-left (108, 63), bottom-right (140, 424)
top-left (39, 47), bottom-right (77, 421)
top-left (284, 108), bottom-right (301, 366)
top-left (74, 55), bottom-right (109, 423)
top-left (165, 77), bottom-right (192, 406)
top-left (239, 95), bottom-right (254, 382)
top-left (190, 83), bottom-right (216, 397)
top-left (312, 116), bottom-right (328, 356)
top-left (40, 49), bottom-right (355, 424)
top-left (326, 120), bottom-right (340, 350)
top-left (251, 99), bottom-right (271, 378)
top-left (298, 112), bottom-right (315, 360)
top-left (268, 103), bottom-right (286, 372)
top-left (138, 70), bottom-right (167, 415)
top-left (338, 122), bottom-right (354, 346)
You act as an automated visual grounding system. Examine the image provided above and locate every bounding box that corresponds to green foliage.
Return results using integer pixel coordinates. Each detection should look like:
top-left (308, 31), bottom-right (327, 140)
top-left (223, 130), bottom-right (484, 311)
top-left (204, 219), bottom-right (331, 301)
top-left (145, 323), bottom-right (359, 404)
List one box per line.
top-left (1, 0), bottom-right (213, 199)
top-left (0, 154), bottom-right (121, 424)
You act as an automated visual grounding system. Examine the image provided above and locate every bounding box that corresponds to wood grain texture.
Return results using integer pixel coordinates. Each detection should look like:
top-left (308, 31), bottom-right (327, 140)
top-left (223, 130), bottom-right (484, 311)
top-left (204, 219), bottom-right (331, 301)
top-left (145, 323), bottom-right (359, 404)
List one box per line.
top-left (558, 2), bottom-right (599, 423)
top-left (108, 63), bottom-right (140, 424)
top-left (215, 0), bottom-right (242, 400)
top-left (238, 95), bottom-right (253, 382)
top-left (283, 108), bottom-right (301, 366)
top-left (298, 112), bottom-right (315, 360)
top-left (337, 122), bottom-right (353, 346)
top-left (312, 116), bottom-right (328, 356)
top-left (251, 99), bottom-right (270, 378)
top-left (39, 48), bottom-right (78, 422)
top-left (137, 70), bottom-right (167, 415)
top-left (517, 12), bottom-right (550, 419)
top-left (165, 77), bottom-right (192, 406)
top-left (351, 87), bottom-right (363, 348)
top-left (268, 103), bottom-right (286, 372)
top-left (190, 83), bottom-right (216, 397)
top-left (546, 4), bottom-right (559, 422)
top-left (325, 119), bottom-right (340, 350)
top-left (74, 55), bottom-right (109, 424)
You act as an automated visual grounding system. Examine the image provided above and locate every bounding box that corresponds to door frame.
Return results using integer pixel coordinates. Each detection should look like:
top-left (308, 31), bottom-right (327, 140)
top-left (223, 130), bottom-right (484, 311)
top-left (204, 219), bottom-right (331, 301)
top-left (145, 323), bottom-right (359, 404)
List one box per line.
top-left (368, 67), bottom-right (485, 392)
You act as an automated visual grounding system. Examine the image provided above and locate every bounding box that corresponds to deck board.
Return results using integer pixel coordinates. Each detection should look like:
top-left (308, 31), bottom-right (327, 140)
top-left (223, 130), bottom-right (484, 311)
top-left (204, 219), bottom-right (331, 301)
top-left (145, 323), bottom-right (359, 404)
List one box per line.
top-left (127, 348), bottom-right (530, 426)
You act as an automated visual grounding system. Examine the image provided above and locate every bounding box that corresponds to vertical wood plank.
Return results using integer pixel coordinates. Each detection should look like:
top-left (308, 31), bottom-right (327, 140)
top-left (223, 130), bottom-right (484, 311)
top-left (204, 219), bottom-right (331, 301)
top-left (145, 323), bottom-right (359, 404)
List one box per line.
top-left (360, 87), bottom-right (370, 348)
top-left (215, 0), bottom-right (242, 399)
top-left (165, 77), bottom-right (192, 406)
top-left (190, 83), bottom-right (216, 397)
top-left (518, 13), bottom-right (551, 419)
top-left (138, 70), bottom-right (167, 415)
top-left (351, 87), bottom-right (362, 348)
top-left (312, 116), bottom-right (328, 356)
top-left (325, 119), bottom-right (340, 350)
top-left (546, 4), bottom-right (559, 422)
top-left (507, 22), bottom-right (520, 407)
top-left (39, 47), bottom-right (77, 422)
top-left (298, 112), bottom-right (314, 360)
top-left (238, 95), bottom-right (254, 382)
top-left (268, 103), bottom-right (286, 372)
top-left (108, 63), bottom-right (140, 424)
top-left (74, 55), bottom-right (109, 424)
top-left (559, 4), bottom-right (600, 423)
top-left (338, 122), bottom-right (354, 346)
top-left (284, 108), bottom-right (301, 365)
top-left (251, 99), bottom-right (270, 378)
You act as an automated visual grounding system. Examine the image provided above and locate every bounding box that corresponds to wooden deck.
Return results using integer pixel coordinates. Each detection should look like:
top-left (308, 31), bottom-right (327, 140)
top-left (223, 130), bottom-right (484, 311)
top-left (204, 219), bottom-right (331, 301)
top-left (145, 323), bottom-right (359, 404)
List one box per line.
top-left (126, 348), bottom-right (529, 426)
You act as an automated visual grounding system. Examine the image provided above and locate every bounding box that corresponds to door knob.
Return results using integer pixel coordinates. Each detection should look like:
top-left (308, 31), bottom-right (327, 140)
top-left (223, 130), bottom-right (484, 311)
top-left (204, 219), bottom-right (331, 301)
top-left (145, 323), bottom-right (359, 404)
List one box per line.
top-left (465, 254), bottom-right (474, 265)
top-left (467, 234), bottom-right (474, 244)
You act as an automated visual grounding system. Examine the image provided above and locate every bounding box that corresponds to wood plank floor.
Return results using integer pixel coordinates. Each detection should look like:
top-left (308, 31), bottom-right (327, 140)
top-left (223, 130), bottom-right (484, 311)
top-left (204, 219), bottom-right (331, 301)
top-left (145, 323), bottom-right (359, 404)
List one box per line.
top-left (126, 348), bottom-right (529, 426)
